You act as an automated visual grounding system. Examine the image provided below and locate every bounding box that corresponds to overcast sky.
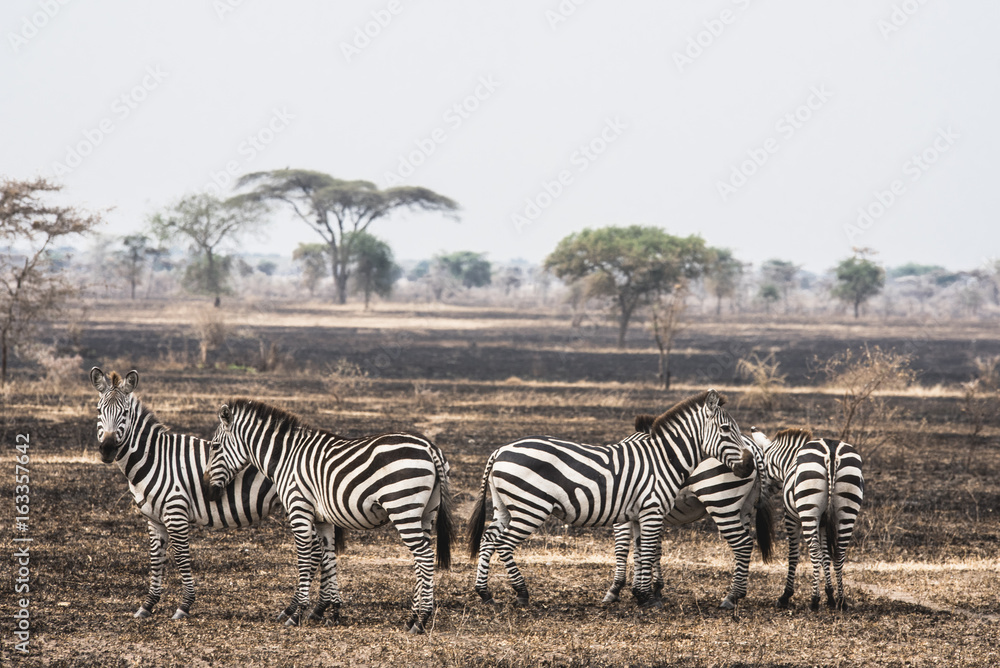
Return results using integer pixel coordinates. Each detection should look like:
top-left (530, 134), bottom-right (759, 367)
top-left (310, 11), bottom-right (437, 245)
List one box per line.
top-left (3, 1), bottom-right (997, 272)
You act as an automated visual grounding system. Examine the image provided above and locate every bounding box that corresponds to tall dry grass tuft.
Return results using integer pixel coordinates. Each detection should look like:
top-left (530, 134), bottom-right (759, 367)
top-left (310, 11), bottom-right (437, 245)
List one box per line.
top-left (818, 344), bottom-right (914, 460)
top-left (192, 307), bottom-right (228, 365)
top-left (322, 358), bottom-right (371, 405)
top-left (960, 354), bottom-right (1000, 468)
top-left (735, 351), bottom-right (786, 412)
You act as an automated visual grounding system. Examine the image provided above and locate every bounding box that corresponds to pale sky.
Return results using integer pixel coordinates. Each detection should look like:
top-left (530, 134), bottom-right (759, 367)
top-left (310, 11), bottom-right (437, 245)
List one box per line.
top-left (3, 1), bottom-right (998, 272)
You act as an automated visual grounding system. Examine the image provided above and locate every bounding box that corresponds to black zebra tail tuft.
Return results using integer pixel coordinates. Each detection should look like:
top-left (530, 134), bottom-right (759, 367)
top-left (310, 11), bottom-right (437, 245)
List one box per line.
top-left (755, 493), bottom-right (776, 564)
top-left (335, 525), bottom-right (347, 553)
top-left (435, 479), bottom-right (454, 571)
top-left (467, 452), bottom-right (496, 561)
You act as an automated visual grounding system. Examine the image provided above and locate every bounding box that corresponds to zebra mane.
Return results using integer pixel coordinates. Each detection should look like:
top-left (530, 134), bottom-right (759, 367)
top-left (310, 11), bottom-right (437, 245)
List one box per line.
top-left (633, 414), bottom-right (657, 434)
top-left (773, 427), bottom-right (813, 442)
top-left (109, 371), bottom-right (122, 387)
top-left (228, 398), bottom-right (330, 437)
top-left (650, 390), bottom-right (726, 434)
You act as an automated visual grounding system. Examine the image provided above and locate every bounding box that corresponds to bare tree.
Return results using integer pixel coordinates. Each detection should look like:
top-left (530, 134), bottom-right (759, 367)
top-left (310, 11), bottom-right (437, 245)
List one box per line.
top-left (649, 282), bottom-right (688, 390)
top-left (0, 177), bottom-right (102, 382)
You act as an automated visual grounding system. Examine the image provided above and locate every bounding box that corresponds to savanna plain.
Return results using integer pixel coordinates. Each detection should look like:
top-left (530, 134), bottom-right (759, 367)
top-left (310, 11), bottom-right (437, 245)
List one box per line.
top-left (2, 301), bottom-right (999, 667)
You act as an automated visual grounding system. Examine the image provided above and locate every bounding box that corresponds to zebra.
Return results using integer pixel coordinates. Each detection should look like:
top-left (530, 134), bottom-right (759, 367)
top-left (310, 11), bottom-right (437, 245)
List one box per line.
top-left (467, 389), bottom-right (754, 607)
top-left (204, 397), bottom-right (454, 633)
top-left (89, 367), bottom-right (327, 620)
top-left (603, 413), bottom-right (775, 610)
top-left (751, 427), bottom-right (864, 611)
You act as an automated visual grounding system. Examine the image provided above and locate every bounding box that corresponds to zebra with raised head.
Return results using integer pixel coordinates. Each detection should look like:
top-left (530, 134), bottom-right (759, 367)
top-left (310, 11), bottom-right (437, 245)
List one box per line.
top-left (603, 414), bottom-right (774, 610)
top-left (752, 427), bottom-right (864, 611)
top-left (89, 367), bottom-right (328, 620)
top-left (468, 389), bottom-right (754, 607)
top-left (204, 398), bottom-right (454, 633)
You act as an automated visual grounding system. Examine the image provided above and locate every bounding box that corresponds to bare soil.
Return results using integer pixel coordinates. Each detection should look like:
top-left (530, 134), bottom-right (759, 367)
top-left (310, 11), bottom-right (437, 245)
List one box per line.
top-left (2, 301), bottom-right (998, 667)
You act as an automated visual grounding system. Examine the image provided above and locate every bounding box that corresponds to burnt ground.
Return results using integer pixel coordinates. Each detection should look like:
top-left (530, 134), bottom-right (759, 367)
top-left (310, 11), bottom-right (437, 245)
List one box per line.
top-left (2, 302), bottom-right (999, 666)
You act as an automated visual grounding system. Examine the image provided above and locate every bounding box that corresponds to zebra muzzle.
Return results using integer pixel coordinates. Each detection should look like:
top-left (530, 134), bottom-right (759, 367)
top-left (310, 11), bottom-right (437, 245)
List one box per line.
top-left (202, 473), bottom-right (223, 502)
top-left (732, 449), bottom-right (755, 478)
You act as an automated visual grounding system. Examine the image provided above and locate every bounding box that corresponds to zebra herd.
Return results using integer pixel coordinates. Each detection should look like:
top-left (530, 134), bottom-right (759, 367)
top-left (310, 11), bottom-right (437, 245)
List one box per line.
top-left (89, 366), bottom-right (864, 633)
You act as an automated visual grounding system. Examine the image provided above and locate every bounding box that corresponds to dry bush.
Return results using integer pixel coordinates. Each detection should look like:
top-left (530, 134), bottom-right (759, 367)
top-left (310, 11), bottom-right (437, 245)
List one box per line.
top-left (322, 358), bottom-right (371, 405)
top-left (735, 351), bottom-right (786, 411)
top-left (254, 338), bottom-right (295, 373)
top-left (853, 498), bottom-right (907, 557)
top-left (192, 307), bottom-right (228, 365)
top-left (818, 345), bottom-right (915, 459)
top-left (412, 380), bottom-right (440, 411)
top-left (960, 354), bottom-right (1000, 467)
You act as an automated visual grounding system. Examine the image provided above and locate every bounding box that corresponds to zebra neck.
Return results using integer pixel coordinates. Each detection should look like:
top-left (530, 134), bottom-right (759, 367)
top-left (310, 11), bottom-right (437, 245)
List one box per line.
top-left (241, 419), bottom-right (295, 479)
top-left (118, 397), bottom-right (169, 476)
top-left (649, 416), bottom-right (703, 468)
top-left (765, 437), bottom-right (803, 481)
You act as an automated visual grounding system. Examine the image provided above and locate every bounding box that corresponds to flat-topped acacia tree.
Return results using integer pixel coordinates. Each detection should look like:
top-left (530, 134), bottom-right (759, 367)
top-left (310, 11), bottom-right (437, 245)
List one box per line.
top-left (545, 225), bottom-right (710, 348)
top-left (236, 170), bottom-right (458, 304)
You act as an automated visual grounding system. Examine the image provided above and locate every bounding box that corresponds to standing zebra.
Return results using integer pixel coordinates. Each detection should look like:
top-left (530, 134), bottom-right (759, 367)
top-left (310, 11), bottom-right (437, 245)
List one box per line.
top-left (468, 390), bottom-right (754, 607)
top-left (603, 414), bottom-right (774, 609)
top-left (89, 367), bottom-right (325, 620)
top-left (204, 398), bottom-right (454, 633)
top-left (752, 427), bottom-right (864, 610)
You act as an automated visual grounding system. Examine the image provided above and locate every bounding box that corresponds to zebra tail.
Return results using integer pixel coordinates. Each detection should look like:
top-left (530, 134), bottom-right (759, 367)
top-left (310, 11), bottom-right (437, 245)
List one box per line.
top-left (430, 445), bottom-right (454, 571)
top-left (466, 450), bottom-right (497, 560)
top-left (825, 443), bottom-right (840, 565)
top-left (754, 492), bottom-right (775, 564)
top-left (335, 525), bottom-right (347, 553)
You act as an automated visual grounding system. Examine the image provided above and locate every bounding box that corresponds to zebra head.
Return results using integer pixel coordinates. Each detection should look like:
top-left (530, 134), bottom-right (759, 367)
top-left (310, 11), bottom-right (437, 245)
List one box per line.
top-left (700, 389), bottom-right (754, 479)
top-left (90, 367), bottom-right (138, 464)
top-left (204, 403), bottom-right (248, 502)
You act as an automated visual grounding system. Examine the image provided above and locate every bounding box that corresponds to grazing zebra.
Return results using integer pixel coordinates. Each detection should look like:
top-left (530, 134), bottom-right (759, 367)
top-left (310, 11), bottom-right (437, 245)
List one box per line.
top-left (468, 389), bottom-right (754, 607)
top-left (603, 414), bottom-right (774, 609)
top-left (204, 398), bottom-right (454, 633)
top-left (89, 367), bottom-right (326, 620)
top-left (752, 427), bottom-right (864, 610)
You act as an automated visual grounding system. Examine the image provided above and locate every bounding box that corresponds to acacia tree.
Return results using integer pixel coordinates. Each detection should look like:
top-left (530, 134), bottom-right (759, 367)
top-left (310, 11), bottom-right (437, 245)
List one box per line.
top-left (704, 248), bottom-right (744, 315)
top-left (0, 177), bottom-right (102, 382)
top-left (348, 232), bottom-right (400, 309)
top-left (149, 193), bottom-right (265, 307)
top-left (293, 242), bottom-right (329, 297)
top-left (761, 258), bottom-right (799, 313)
top-left (436, 251), bottom-right (491, 289)
top-left (832, 253), bottom-right (885, 318)
top-left (545, 225), bottom-right (709, 348)
top-left (236, 170), bottom-right (458, 304)
top-left (116, 234), bottom-right (154, 299)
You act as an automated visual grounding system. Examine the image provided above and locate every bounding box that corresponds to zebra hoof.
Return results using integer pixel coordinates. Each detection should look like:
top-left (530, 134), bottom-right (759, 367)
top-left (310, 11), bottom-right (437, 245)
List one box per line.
top-left (134, 607), bottom-right (152, 619)
top-left (719, 598), bottom-right (736, 611)
top-left (307, 611), bottom-right (324, 623)
top-left (602, 592), bottom-right (620, 604)
top-left (284, 615), bottom-right (300, 627)
top-left (277, 610), bottom-right (289, 623)
top-left (809, 596), bottom-right (821, 612)
top-left (514, 596), bottom-right (530, 607)
top-left (835, 599), bottom-right (850, 612)
top-left (171, 609), bottom-right (189, 620)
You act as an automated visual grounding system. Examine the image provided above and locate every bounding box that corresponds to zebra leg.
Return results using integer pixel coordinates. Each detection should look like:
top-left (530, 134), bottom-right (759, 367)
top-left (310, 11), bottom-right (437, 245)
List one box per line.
top-left (632, 511), bottom-right (664, 608)
top-left (802, 517), bottom-right (825, 612)
top-left (777, 514), bottom-right (800, 609)
top-left (308, 524), bottom-right (341, 625)
top-left (473, 523), bottom-right (502, 604)
top-left (401, 535), bottom-right (435, 634)
top-left (603, 522), bottom-right (633, 603)
top-left (494, 523), bottom-right (534, 606)
top-left (137, 521), bottom-right (169, 618)
top-left (716, 516), bottom-right (754, 610)
top-left (164, 519), bottom-right (194, 620)
top-left (821, 528), bottom-right (836, 608)
top-left (651, 526), bottom-right (664, 602)
top-left (278, 518), bottom-right (318, 627)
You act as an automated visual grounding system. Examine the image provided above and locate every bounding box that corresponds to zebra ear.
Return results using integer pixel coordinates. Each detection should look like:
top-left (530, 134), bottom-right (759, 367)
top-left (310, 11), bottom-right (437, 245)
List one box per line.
top-left (219, 404), bottom-right (232, 426)
top-left (90, 367), bottom-right (108, 392)
top-left (122, 370), bottom-right (139, 394)
top-left (704, 389), bottom-right (720, 416)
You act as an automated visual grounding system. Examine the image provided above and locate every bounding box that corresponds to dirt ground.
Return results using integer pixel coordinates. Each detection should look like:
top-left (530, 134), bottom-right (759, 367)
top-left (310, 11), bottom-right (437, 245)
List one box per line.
top-left (2, 300), bottom-right (999, 667)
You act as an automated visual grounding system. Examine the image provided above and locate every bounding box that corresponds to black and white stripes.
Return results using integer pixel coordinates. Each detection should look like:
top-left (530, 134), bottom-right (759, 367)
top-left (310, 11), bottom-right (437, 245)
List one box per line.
top-left (467, 390), bottom-right (754, 606)
top-left (90, 367), bottom-right (287, 619)
top-left (205, 398), bottom-right (454, 633)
